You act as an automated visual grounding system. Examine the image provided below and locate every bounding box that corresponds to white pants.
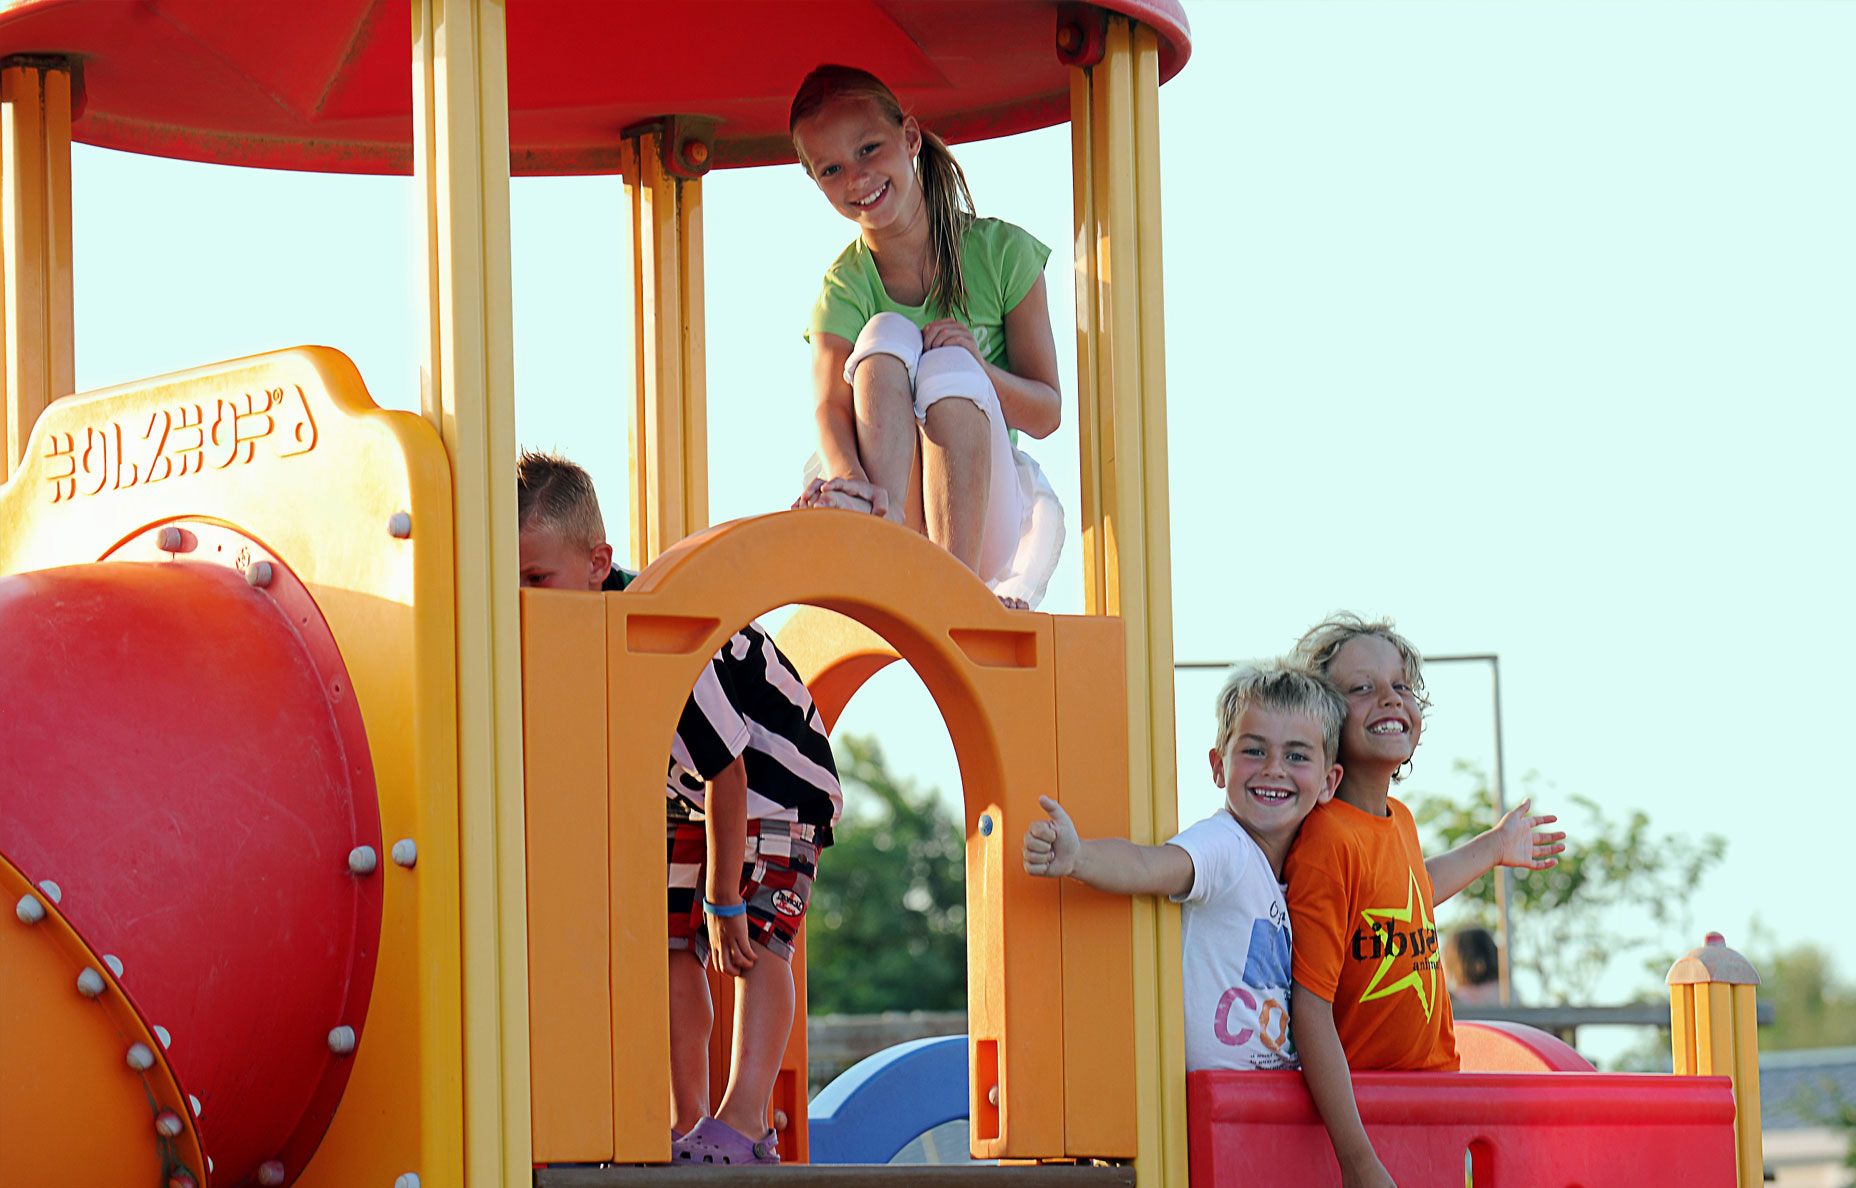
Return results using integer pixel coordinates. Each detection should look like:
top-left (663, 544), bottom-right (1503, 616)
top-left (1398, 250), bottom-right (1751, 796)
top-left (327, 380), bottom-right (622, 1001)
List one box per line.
top-left (841, 312), bottom-right (1064, 606)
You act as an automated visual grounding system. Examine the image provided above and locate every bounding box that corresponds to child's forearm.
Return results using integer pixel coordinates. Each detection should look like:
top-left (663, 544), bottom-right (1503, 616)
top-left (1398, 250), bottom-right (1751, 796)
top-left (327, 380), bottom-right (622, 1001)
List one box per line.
top-left (1068, 837), bottom-right (1193, 898)
top-left (1425, 830), bottom-right (1501, 905)
top-left (703, 757), bottom-right (750, 904)
top-left (814, 400), bottom-right (865, 483)
top-left (985, 362), bottom-right (1061, 439)
top-left (1293, 983), bottom-right (1393, 1187)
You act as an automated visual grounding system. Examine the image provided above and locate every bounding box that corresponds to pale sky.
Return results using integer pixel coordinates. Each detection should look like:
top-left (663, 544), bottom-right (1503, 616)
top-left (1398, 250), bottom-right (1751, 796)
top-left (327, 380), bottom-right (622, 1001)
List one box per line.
top-left (64, 1), bottom-right (1851, 1000)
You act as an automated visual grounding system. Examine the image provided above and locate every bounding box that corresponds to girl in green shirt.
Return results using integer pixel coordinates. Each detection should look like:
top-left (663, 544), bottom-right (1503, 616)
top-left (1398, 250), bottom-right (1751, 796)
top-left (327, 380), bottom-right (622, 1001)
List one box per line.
top-left (790, 65), bottom-right (1065, 608)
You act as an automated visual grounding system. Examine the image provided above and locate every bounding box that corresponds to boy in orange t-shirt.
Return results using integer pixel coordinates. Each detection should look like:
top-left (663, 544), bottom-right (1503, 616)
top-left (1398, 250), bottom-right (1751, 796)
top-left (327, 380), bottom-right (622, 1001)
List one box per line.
top-left (1286, 615), bottom-right (1566, 1188)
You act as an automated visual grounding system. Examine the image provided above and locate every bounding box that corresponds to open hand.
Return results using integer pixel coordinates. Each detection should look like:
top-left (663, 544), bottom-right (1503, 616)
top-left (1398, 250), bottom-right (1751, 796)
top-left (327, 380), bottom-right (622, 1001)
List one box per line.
top-left (706, 908), bottom-right (758, 976)
top-left (1492, 797), bottom-right (1565, 871)
top-left (922, 318), bottom-right (983, 364)
top-left (1023, 794), bottom-right (1081, 878)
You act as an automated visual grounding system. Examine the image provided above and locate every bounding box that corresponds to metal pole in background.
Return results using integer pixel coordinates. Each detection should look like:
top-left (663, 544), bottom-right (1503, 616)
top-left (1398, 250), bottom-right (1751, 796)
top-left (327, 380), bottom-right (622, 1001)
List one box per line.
top-left (1176, 652), bottom-right (1515, 1004)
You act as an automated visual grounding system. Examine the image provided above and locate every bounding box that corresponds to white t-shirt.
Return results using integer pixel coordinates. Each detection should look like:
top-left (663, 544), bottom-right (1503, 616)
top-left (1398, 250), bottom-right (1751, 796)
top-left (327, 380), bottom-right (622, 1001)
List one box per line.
top-left (1168, 810), bottom-right (1298, 1071)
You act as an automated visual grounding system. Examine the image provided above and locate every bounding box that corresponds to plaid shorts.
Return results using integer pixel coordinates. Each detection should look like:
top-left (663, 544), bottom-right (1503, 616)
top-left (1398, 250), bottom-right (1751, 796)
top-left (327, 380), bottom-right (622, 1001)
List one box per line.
top-left (666, 817), bottom-right (820, 963)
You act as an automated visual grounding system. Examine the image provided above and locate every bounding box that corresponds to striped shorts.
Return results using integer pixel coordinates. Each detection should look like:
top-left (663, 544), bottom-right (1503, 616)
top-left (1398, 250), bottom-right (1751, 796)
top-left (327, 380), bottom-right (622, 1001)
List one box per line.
top-left (666, 817), bottom-right (820, 963)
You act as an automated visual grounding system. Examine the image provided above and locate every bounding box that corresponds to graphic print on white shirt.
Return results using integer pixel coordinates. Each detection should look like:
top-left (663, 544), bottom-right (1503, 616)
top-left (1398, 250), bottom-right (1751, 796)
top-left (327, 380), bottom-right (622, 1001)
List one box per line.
top-left (1170, 811), bottom-right (1298, 1071)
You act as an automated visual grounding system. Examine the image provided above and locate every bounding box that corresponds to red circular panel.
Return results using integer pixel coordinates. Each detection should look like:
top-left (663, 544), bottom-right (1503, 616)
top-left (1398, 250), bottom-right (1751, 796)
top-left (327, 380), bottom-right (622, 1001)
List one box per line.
top-left (0, 539), bottom-right (382, 1188)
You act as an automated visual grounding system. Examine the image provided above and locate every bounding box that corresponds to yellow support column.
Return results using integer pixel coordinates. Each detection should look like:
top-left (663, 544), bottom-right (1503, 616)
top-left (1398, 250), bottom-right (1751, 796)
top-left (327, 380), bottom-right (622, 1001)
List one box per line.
top-left (0, 57), bottom-right (74, 482)
top-left (1067, 13), bottom-right (1183, 1185)
top-left (1668, 933), bottom-right (1763, 1187)
top-left (411, 2), bottom-right (531, 1184)
top-left (619, 118), bottom-right (712, 566)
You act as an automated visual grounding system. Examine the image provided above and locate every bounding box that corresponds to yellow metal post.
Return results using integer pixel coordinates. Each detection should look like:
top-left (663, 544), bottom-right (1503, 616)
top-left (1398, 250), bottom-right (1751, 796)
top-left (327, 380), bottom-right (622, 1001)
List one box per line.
top-left (411, 2), bottom-right (531, 1184)
top-left (0, 58), bottom-right (74, 482)
top-left (1668, 933), bottom-right (1763, 1187)
top-left (1069, 15), bottom-right (1183, 1186)
top-left (619, 123), bottom-right (710, 567)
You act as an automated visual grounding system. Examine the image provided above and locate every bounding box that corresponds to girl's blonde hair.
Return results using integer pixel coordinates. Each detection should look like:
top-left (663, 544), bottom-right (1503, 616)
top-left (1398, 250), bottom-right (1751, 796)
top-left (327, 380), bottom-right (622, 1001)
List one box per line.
top-left (790, 64), bottom-right (976, 320)
top-left (1294, 612), bottom-right (1431, 711)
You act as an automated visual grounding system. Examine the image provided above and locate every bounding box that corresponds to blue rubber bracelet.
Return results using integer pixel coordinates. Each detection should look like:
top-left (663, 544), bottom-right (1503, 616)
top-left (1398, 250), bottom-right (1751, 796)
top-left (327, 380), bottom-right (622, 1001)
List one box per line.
top-left (703, 898), bottom-right (747, 918)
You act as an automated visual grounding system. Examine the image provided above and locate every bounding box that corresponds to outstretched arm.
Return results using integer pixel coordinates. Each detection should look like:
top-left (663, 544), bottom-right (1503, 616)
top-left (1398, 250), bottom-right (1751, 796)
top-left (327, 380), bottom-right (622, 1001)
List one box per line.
top-left (1425, 797), bottom-right (1566, 905)
top-left (1293, 984), bottom-right (1397, 1188)
top-left (1022, 794), bottom-right (1193, 898)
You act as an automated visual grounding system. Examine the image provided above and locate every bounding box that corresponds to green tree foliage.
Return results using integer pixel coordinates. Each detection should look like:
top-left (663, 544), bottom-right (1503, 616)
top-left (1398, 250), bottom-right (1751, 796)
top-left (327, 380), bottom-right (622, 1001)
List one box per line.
top-left (1408, 762), bottom-right (1725, 1004)
top-left (1752, 937), bottom-right (1856, 1052)
top-left (807, 734), bottom-right (967, 1014)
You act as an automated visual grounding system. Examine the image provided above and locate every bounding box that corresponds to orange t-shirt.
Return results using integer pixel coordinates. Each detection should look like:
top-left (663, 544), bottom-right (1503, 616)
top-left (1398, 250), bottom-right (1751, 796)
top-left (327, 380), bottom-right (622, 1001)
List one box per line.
top-left (1286, 797), bottom-right (1458, 1071)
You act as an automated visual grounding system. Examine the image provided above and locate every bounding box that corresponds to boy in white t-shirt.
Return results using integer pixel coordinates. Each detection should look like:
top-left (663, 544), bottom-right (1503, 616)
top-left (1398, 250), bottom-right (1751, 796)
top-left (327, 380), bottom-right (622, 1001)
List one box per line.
top-left (1022, 660), bottom-right (1345, 1070)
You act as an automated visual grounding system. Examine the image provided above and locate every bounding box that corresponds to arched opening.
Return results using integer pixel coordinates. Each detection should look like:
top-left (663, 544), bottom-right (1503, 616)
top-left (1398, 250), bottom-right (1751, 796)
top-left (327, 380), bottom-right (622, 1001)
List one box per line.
top-left (523, 507), bottom-right (1137, 1165)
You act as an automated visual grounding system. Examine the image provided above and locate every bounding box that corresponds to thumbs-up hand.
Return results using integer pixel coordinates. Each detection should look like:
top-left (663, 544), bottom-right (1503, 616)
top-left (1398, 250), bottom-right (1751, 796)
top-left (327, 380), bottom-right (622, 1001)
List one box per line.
top-left (1023, 794), bottom-right (1081, 878)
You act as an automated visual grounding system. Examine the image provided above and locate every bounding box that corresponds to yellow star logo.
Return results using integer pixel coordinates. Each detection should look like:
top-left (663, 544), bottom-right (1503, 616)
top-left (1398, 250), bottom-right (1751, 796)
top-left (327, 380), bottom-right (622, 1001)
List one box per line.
top-left (1356, 867), bottom-right (1439, 1020)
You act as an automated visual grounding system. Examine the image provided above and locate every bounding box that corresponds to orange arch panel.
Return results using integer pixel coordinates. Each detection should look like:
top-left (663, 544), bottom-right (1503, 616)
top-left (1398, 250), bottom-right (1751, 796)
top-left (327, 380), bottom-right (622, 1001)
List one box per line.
top-left (598, 509), bottom-right (1133, 1161)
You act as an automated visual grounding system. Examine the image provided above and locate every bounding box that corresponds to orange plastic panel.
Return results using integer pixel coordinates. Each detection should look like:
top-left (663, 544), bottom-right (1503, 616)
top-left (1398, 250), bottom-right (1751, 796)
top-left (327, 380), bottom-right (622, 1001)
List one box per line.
top-left (607, 596), bottom-right (675, 1163)
top-left (1052, 615), bottom-right (1138, 1159)
top-left (608, 509), bottom-right (1073, 1159)
top-left (0, 347), bottom-right (463, 1188)
top-left (522, 588), bottom-right (616, 1161)
top-left (1, 854), bottom-right (205, 1187)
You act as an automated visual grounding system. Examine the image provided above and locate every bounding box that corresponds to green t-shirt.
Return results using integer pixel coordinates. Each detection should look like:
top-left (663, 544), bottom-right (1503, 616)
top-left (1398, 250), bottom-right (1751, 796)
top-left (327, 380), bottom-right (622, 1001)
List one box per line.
top-left (806, 217), bottom-right (1052, 371)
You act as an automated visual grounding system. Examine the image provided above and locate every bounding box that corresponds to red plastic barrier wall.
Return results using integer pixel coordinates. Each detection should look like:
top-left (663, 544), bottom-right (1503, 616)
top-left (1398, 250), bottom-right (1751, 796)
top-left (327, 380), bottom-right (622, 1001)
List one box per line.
top-left (1187, 1067), bottom-right (1736, 1188)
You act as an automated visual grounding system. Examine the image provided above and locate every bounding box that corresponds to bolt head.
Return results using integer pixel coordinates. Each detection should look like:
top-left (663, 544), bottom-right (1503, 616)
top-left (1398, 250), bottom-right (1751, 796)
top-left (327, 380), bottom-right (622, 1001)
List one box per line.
top-left (979, 813), bottom-right (994, 837)
top-left (189, 1093), bottom-right (202, 1116)
top-left (257, 1160), bottom-right (287, 1185)
top-left (36, 879), bottom-right (61, 904)
top-left (168, 1169), bottom-right (198, 1188)
top-left (388, 511), bottom-right (413, 539)
top-left (391, 839), bottom-right (418, 868)
top-left (328, 1024), bottom-right (357, 1055)
top-left (77, 968), bottom-right (106, 997)
top-left (104, 953), bottom-right (124, 978)
top-left (155, 1109), bottom-right (184, 1137)
top-left (348, 845), bottom-right (379, 876)
top-left (127, 1042), bottom-right (155, 1070)
top-left (247, 560), bottom-right (274, 589)
top-left (155, 1025), bottom-right (172, 1049)
top-left (1059, 23), bottom-right (1083, 52)
top-left (394, 1175), bottom-right (422, 1188)
top-left (15, 894), bottom-right (45, 924)
top-left (683, 138), bottom-right (710, 166)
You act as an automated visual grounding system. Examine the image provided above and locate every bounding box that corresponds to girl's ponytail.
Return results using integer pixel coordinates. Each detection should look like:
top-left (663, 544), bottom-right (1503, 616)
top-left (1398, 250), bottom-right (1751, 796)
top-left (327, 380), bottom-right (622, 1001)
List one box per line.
top-left (791, 64), bottom-right (977, 319)
top-left (915, 129), bottom-right (976, 320)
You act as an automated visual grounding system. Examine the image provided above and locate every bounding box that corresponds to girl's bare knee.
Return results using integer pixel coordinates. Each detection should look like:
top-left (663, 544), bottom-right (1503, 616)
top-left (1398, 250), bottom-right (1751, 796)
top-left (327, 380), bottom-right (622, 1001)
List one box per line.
top-left (922, 396), bottom-right (990, 453)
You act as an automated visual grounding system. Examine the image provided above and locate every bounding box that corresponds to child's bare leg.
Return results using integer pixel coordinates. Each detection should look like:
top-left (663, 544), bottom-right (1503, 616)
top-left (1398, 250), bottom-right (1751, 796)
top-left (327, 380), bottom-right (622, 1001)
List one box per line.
top-left (667, 948), bottom-right (713, 1134)
top-left (921, 396), bottom-right (991, 573)
top-left (712, 940), bottom-right (795, 1139)
top-left (851, 355), bottom-right (927, 533)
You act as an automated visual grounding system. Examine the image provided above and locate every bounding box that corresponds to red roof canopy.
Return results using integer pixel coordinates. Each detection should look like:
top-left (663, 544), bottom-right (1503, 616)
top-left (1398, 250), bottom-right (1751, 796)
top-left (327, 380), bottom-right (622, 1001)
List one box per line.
top-left (0, 0), bottom-right (1189, 175)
